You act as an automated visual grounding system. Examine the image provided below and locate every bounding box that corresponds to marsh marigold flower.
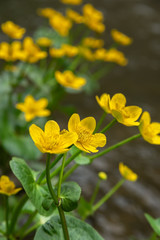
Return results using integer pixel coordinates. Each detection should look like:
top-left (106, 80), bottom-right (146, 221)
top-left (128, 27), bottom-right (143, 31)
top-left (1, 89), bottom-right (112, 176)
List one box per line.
top-left (22, 37), bottom-right (47, 63)
top-left (36, 37), bottom-right (52, 47)
top-left (104, 48), bottom-right (128, 66)
top-left (119, 163), bottom-right (138, 181)
top-left (61, 0), bottom-right (82, 5)
top-left (82, 37), bottom-right (104, 49)
top-left (96, 93), bottom-right (142, 126)
top-left (139, 111), bottom-right (160, 145)
top-left (50, 48), bottom-right (65, 58)
top-left (0, 176), bottom-right (22, 196)
top-left (49, 14), bottom-right (72, 36)
top-left (61, 44), bottom-right (79, 57)
top-left (29, 120), bottom-right (78, 154)
top-left (68, 113), bottom-right (106, 153)
top-left (1, 21), bottom-right (26, 39)
top-left (111, 29), bottom-right (133, 46)
top-left (66, 9), bottom-right (84, 24)
top-left (16, 95), bottom-right (51, 122)
top-left (98, 172), bottom-right (107, 180)
top-left (55, 70), bottom-right (86, 90)
top-left (37, 8), bottom-right (57, 18)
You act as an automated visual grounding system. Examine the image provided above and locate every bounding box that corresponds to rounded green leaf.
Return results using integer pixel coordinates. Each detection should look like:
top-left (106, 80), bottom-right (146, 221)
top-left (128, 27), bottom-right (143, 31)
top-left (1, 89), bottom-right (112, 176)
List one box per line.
top-left (10, 157), bottom-right (55, 216)
top-left (34, 214), bottom-right (104, 240)
top-left (60, 182), bottom-right (81, 212)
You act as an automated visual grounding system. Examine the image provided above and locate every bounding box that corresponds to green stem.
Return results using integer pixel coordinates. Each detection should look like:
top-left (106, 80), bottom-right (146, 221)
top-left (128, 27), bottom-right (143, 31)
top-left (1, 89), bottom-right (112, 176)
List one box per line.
top-left (92, 178), bottom-right (125, 212)
top-left (94, 112), bottom-right (107, 133)
top-left (5, 196), bottom-right (9, 237)
top-left (37, 154), bottom-right (63, 184)
top-left (41, 149), bottom-right (81, 185)
top-left (90, 180), bottom-right (101, 205)
top-left (100, 118), bottom-right (117, 133)
top-left (57, 154), bottom-right (67, 198)
top-left (62, 164), bottom-right (79, 182)
top-left (46, 154), bottom-right (70, 240)
top-left (8, 195), bottom-right (28, 234)
top-left (46, 154), bottom-right (59, 205)
top-left (90, 133), bottom-right (141, 163)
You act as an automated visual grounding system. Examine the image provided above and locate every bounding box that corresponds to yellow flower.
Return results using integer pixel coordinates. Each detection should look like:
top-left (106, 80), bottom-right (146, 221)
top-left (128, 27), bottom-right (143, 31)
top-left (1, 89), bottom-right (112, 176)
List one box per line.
top-left (96, 93), bottom-right (142, 126)
top-left (139, 111), bottom-right (160, 145)
top-left (16, 95), bottom-right (51, 122)
top-left (37, 8), bottom-right (57, 18)
top-left (68, 113), bottom-right (107, 153)
top-left (49, 14), bottom-right (72, 36)
top-left (50, 48), bottom-right (65, 58)
top-left (29, 120), bottom-right (78, 154)
top-left (22, 37), bottom-right (47, 63)
top-left (95, 93), bottom-right (111, 114)
top-left (104, 48), bottom-right (128, 66)
top-left (61, 44), bottom-right (79, 57)
top-left (36, 37), bottom-right (52, 47)
top-left (79, 47), bottom-right (95, 61)
top-left (1, 21), bottom-right (26, 39)
top-left (0, 176), bottom-right (22, 196)
top-left (61, 0), bottom-right (82, 5)
top-left (0, 41), bottom-right (27, 62)
top-left (66, 9), bottom-right (84, 24)
top-left (119, 163), bottom-right (138, 181)
top-left (82, 37), bottom-right (104, 49)
top-left (98, 172), bottom-right (107, 180)
top-left (55, 70), bottom-right (86, 90)
top-left (111, 29), bottom-right (133, 46)
top-left (94, 48), bottom-right (108, 61)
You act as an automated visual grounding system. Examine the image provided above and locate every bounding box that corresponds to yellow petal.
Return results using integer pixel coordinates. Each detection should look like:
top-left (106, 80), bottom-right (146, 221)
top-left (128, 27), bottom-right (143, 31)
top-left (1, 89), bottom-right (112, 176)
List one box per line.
top-left (68, 113), bottom-right (80, 132)
top-left (110, 93), bottom-right (126, 110)
top-left (96, 93), bottom-right (111, 113)
top-left (29, 124), bottom-right (44, 145)
top-left (123, 106), bottom-right (142, 120)
top-left (37, 109), bottom-right (51, 117)
top-left (36, 98), bottom-right (48, 108)
top-left (59, 131), bottom-right (78, 148)
top-left (25, 95), bottom-right (35, 104)
top-left (91, 133), bottom-right (107, 147)
top-left (25, 112), bottom-right (36, 122)
top-left (16, 103), bottom-right (25, 112)
top-left (74, 142), bottom-right (90, 153)
top-left (80, 117), bottom-right (96, 134)
top-left (44, 120), bottom-right (60, 136)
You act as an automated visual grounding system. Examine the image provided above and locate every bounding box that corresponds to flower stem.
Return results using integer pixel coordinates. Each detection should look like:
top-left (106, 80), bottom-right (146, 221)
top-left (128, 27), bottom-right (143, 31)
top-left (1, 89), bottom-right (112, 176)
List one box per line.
top-left (5, 196), bottom-right (9, 237)
top-left (46, 154), bottom-right (70, 240)
top-left (90, 133), bottom-right (141, 163)
top-left (100, 118), bottom-right (117, 133)
top-left (62, 163), bottom-right (79, 182)
top-left (90, 180), bottom-right (101, 205)
top-left (57, 154), bottom-right (66, 198)
top-left (94, 112), bottom-right (107, 133)
top-left (41, 149), bottom-right (81, 185)
top-left (8, 195), bottom-right (28, 234)
top-left (37, 154), bottom-right (63, 184)
top-left (92, 178), bottom-right (125, 213)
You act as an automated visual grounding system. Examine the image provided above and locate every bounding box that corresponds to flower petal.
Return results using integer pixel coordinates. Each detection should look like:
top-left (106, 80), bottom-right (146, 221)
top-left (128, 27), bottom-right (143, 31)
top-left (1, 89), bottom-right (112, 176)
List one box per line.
top-left (36, 98), bottom-right (49, 109)
top-left (80, 117), bottom-right (96, 134)
top-left (68, 113), bottom-right (80, 132)
top-left (123, 106), bottom-right (142, 120)
top-left (96, 93), bottom-right (111, 113)
top-left (59, 131), bottom-right (78, 148)
top-left (91, 133), bottom-right (107, 147)
top-left (44, 120), bottom-right (60, 136)
top-left (74, 142), bottom-right (90, 153)
top-left (110, 93), bottom-right (126, 110)
top-left (29, 124), bottom-right (44, 145)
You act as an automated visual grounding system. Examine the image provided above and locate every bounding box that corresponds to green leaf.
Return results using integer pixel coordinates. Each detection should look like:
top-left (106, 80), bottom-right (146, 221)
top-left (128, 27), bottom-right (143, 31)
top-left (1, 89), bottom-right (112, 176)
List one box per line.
top-left (74, 154), bottom-right (90, 165)
top-left (145, 213), bottom-right (160, 236)
top-left (34, 214), bottom-right (104, 240)
top-left (10, 157), bottom-right (56, 216)
top-left (60, 182), bottom-right (81, 212)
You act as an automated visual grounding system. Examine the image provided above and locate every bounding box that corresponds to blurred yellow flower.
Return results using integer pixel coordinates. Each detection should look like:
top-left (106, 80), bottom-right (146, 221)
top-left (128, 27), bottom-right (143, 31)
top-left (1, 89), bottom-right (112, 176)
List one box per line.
top-left (98, 172), bottom-right (107, 180)
top-left (36, 37), bottom-right (52, 47)
top-left (50, 48), bottom-right (65, 58)
top-left (82, 37), bottom-right (104, 49)
top-left (29, 120), bottom-right (78, 154)
top-left (61, 0), bottom-right (82, 5)
top-left (0, 41), bottom-right (27, 62)
top-left (119, 163), bottom-right (138, 181)
top-left (61, 44), bottom-right (79, 57)
top-left (55, 70), bottom-right (86, 90)
top-left (37, 8), bottom-right (56, 18)
top-left (68, 113), bottom-right (107, 153)
top-left (94, 48), bottom-right (108, 61)
top-left (111, 29), bottom-right (133, 46)
top-left (16, 95), bottom-right (51, 122)
top-left (83, 4), bottom-right (105, 33)
top-left (1, 21), bottom-right (26, 39)
top-left (79, 47), bottom-right (95, 61)
top-left (66, 9), bottom-right (84, 24)
top-left (22, 37), bottom-right (47, 63)
top-left (49, 14), bottom-right (72, 36)
top-left (0, 176), bottom-right (22, 196)
top-left (139, 111), bottom-right (160, 145)
top-left (104, 48), bottom-right (128, 66)
top-left (96, 93), bottom-right (142, 126)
